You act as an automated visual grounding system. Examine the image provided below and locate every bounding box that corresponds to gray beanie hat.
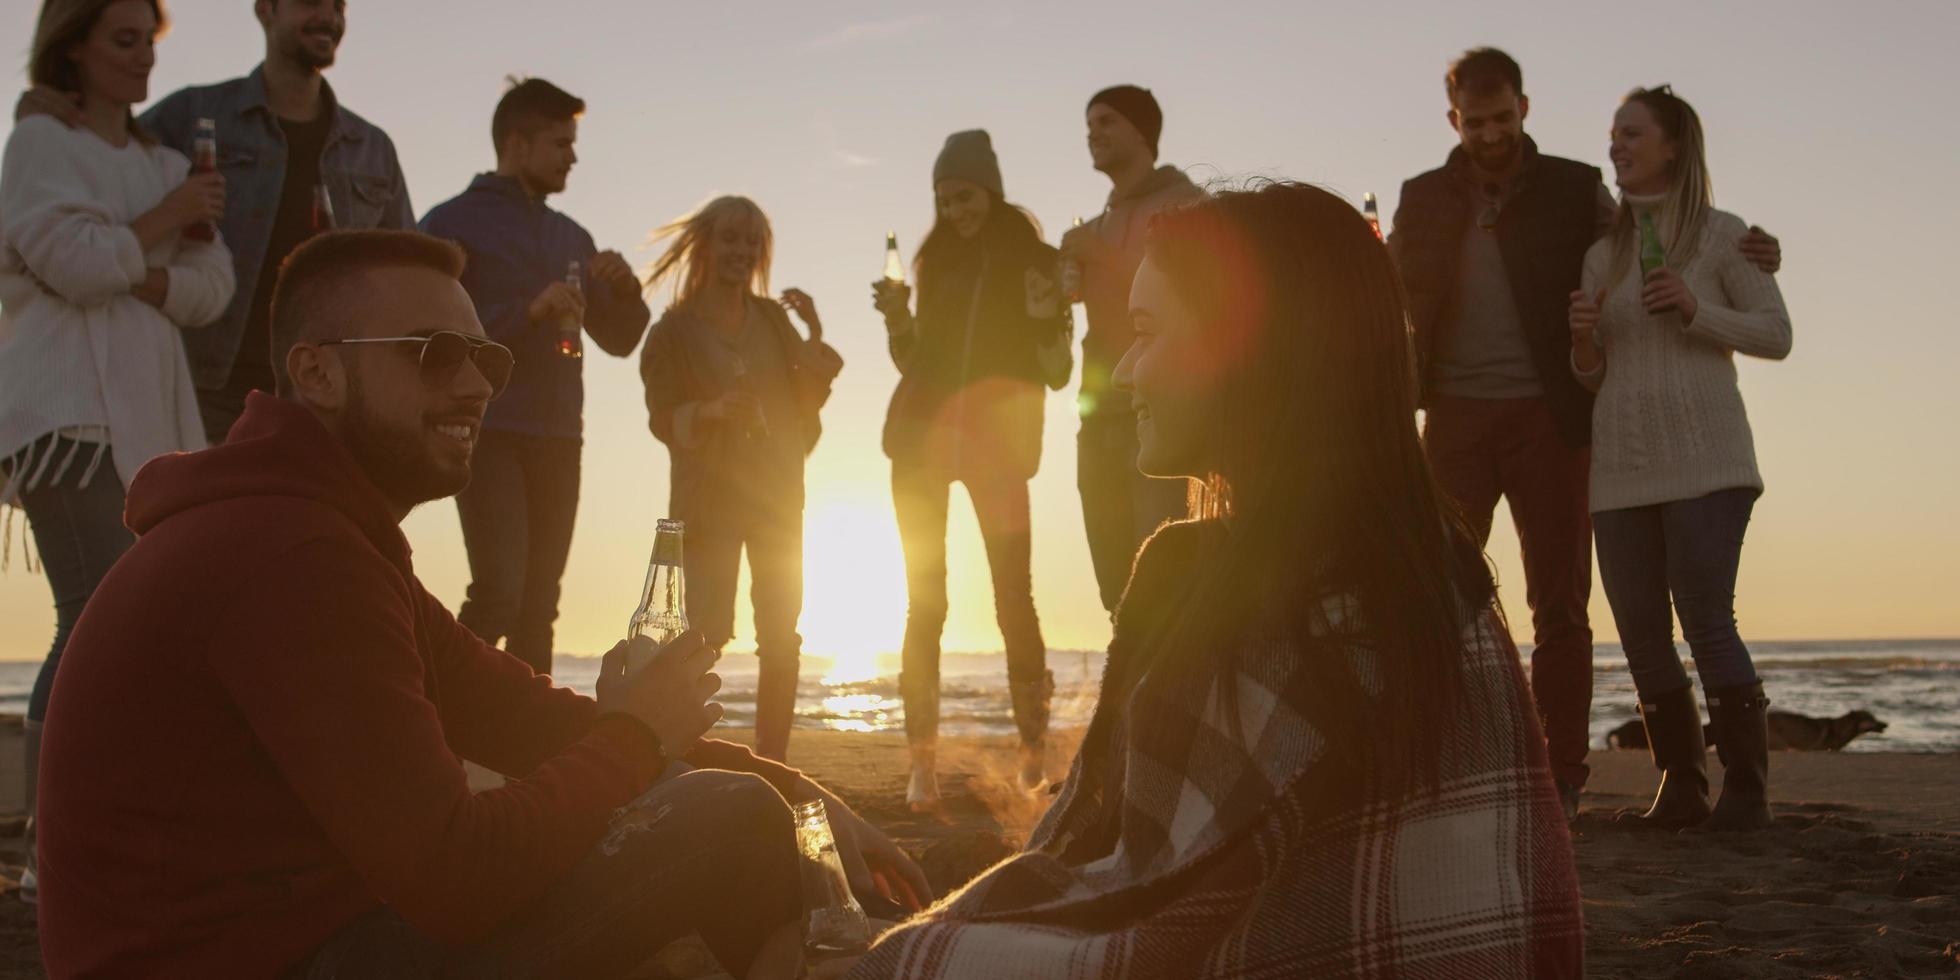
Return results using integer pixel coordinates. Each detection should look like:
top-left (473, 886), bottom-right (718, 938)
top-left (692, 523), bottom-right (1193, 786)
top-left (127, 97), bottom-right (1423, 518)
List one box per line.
top-left (932, 129), bottom-right (1004, 199)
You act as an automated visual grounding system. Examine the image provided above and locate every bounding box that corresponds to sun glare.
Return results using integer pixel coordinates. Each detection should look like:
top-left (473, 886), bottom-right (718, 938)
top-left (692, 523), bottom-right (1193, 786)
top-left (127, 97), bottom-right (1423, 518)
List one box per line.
top-left (800, 498), bottom-right (908, 685)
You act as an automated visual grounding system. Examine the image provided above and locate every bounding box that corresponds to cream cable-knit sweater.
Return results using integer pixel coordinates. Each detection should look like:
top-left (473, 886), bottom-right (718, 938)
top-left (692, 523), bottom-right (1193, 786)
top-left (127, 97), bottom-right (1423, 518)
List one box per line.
top-left (1574, 198), bottom-right (1792, 513)
top-left (0, 116), bottom-right (233, 504)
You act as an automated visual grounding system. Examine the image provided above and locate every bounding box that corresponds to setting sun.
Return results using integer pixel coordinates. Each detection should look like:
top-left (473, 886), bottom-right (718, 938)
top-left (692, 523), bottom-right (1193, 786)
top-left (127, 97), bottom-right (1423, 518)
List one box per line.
top-left (801, 498), bottom-right (908, 684)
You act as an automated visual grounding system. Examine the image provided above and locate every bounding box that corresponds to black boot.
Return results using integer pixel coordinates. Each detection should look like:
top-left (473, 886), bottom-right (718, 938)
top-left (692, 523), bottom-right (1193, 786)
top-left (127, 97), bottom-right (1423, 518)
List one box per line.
top-left (1630, 685), bottom-right (1711, 827)
top-left (1704, 682), bottom-right (1773, 831)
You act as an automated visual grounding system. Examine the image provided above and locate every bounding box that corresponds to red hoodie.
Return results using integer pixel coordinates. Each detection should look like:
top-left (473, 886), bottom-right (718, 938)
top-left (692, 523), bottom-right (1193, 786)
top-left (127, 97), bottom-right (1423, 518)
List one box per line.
top-left (36, 393), bottom-right (803, 978)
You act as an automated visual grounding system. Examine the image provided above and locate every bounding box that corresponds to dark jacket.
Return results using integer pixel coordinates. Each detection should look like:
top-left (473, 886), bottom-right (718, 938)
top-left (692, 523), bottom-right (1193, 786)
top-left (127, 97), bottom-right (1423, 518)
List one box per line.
top-left (1389, 139), bottom-right (1606, 447)
top-left (35, 392), bottom-right (806, 978)
top-left (419, 174), bottom-right (652, 439)
top-left (139, 66), bottom-right (414, 390)
top-left (883, 235), bottom-right (1067, 481)
top-left (640, 297), bottom-right (843, 526)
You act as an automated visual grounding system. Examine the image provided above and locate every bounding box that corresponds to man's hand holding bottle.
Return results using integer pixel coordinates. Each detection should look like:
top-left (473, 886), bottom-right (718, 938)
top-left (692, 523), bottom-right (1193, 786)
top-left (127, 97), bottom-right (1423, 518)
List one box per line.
top-left (595, 631), bottom-right (723, 756)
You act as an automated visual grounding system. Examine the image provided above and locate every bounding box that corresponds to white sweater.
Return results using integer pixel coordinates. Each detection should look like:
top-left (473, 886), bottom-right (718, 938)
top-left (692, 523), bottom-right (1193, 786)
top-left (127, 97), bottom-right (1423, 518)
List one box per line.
top-left (1575, 203), bottom-right (1792, 512)
top-left (0, 116), bottom-right (234, 503)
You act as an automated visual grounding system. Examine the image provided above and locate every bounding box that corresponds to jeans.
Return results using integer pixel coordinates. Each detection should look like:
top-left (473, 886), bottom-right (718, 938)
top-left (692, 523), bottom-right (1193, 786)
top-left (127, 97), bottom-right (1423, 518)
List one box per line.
top-left (1424, 396), bottom-right (1594, 789)
top-left (1076, 412), bottom-right (1190, 615)
top-left (455, 431), bottom-right (583, 676)
top-left (1593, 487), bottom-right (1761, 698)
top-left (289, 768), bottom-right (802, 979)
top-left (892, 460), bottom-right (1046, 742)
top-left (3, 435), bottom-right (135, 722)
top-left (684, 501), bottom-right (806, 760)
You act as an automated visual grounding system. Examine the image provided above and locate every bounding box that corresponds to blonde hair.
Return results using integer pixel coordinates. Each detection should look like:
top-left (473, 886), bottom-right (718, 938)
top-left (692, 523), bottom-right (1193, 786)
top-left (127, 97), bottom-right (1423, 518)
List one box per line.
top-left (1607, 86), bottom-right (1713, 289)
top-left (30, 0), bottom-right (168, 143)
top-left (643, 196), bottom-right (773, 309)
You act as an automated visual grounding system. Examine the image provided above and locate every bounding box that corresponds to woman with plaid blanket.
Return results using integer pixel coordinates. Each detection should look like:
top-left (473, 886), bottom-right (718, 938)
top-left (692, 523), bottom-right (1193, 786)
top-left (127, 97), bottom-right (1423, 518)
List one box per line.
top-left (845, 183), bottom-right (1584, 979)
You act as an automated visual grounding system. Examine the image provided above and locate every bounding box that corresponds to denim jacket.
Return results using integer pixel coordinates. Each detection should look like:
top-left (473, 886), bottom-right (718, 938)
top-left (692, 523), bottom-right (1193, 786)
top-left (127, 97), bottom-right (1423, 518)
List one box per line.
top-left (138, 65), bottom-right (414, 390)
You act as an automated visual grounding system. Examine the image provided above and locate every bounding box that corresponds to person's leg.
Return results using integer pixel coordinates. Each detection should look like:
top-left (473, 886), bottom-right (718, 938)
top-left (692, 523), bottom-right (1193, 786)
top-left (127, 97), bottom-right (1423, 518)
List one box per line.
top-left (454, 431), bottom-right (529, 659)
top-left (1499, 401), bottom-right (1596, 793)
top-left (748, 506), bottom-right (806, 762)
top-left (968, 474), bottom-right (1052, 790)
top-left (1663, 488), bottom-right (1771, 830)
top-left (1076, 415), bottom-right (1135, 616)
top-left (683, 524), bottom-right (744, 653)
top-left (892, 462), bottom-right (951, 805)
top-left (1420, 397), bottom-right (1506, 546)
top-left (892, 463), bottom-right (951, 741)
top-left (1594, 503), bottom-right (1708, 825)
top-left (1663, 489), bottom-right (1761, 691)
top-left (10, 437), bottom-right (135, 897)
top-left (507, 436), bottom-right (582, 677)
top-left (195, 385), bottom-right (249, 447)
top-left (965, 476), bottom-right (1048, 736)
top-left (291, 771), bottom-right (804, 980)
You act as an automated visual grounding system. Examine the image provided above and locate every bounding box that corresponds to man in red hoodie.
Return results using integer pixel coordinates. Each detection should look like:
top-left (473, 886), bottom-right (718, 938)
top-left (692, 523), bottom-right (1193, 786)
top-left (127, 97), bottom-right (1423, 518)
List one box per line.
top-left (35, 230), bottom-right (926, 979)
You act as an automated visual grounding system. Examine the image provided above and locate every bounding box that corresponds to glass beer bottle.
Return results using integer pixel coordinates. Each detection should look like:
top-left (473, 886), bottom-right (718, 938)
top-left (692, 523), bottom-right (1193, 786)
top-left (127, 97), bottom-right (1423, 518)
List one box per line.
top-left (795, 799), bottom-right (872, 964)
top-left (185, 118), bottom-right (218, 242)
top-left (626, 519), bottom-right (687, 675)
top-left (557, 259), bottom-right (584, 359)
top-left (882, 232), bottom-right (905, 284)
top-left (1638, 212), bottom-right (1667, 276)
top-left (310, 181), bottom-right (336, 234)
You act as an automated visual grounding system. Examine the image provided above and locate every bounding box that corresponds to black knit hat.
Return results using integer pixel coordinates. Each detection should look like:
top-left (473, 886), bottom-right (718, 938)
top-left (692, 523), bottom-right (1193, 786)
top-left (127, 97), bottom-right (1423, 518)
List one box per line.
top-left (1087, 84), bottom-right (1163, 157)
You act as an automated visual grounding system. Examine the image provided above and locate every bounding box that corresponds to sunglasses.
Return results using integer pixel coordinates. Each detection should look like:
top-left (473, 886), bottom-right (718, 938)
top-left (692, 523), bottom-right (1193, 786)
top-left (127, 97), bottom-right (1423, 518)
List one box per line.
top-left (316, 331), bottom-right (514, 399)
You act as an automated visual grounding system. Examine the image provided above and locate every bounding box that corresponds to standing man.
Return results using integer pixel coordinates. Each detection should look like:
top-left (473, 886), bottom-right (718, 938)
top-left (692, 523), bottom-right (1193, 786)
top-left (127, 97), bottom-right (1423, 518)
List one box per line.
top-left (1059, 85), bottom-right (1203, 616)
top-left (419, 78), bottom-right (651, 677)
top-left (1387, 48), bottom-right (1779, 819)
top-left (19, 0), bottom-right (417, 444)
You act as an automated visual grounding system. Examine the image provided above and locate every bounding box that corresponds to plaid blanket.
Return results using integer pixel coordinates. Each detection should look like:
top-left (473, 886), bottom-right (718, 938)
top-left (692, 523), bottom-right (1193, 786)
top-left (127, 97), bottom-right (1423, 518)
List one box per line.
top-left (849, 523), bottom-right (1583, 979)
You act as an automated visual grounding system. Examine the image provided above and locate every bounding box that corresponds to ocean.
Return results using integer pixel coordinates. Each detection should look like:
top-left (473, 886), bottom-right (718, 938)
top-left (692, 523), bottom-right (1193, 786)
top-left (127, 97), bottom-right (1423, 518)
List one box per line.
top-left (2, 639), bottom-right (1953, 752)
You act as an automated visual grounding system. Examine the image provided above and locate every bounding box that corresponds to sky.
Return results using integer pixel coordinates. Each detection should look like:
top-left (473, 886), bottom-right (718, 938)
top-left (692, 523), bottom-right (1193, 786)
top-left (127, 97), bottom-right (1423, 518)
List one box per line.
top-left (2, 0), bottom-right (1957, 666)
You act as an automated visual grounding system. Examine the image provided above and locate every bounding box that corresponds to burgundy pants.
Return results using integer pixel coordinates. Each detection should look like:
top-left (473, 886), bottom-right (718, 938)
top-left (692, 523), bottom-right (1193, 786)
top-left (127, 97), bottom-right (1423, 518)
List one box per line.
top-left (1424, 395), bottom-right (1594, 789)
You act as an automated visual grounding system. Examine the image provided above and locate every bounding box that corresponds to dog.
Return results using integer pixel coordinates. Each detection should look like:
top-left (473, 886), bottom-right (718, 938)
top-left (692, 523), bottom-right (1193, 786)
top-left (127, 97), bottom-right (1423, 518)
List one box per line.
top-left (1605, 709), bottom-right (1888, 751)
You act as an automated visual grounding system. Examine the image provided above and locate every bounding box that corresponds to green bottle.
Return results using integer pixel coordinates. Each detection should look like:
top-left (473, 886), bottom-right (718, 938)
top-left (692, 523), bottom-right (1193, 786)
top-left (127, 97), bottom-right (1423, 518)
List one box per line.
top-left (1638, 212), bottom-right (1667, 276)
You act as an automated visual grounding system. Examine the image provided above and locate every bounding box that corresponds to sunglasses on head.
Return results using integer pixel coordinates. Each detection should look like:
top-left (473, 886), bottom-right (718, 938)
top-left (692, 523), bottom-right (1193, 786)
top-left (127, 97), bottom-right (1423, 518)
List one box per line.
top-left (316, 330), bottom-right (514, 399)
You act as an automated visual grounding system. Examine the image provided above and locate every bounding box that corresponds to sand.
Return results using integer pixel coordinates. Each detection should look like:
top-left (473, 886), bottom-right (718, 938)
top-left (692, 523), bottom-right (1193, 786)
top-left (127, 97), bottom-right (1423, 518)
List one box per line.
top-left (0, 721), bottom-right (1953, 978)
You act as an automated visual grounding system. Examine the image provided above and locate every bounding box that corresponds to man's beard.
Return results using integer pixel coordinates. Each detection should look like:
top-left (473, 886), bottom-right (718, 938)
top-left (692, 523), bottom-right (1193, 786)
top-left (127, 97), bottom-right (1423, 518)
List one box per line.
top-left (281, 30), bottom-right (339, 71)
top-left (1471, 135), bottom-right (1521, 174)
top-left (340, 376), bottom-right (470, 511)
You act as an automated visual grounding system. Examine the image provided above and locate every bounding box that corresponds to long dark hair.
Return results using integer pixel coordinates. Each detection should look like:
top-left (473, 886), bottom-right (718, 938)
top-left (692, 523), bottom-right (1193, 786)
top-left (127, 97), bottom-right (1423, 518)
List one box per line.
top-left (1136, 181), bottom-right (1495, 791)
top-left (913, 190), bottom-right (1043, 300)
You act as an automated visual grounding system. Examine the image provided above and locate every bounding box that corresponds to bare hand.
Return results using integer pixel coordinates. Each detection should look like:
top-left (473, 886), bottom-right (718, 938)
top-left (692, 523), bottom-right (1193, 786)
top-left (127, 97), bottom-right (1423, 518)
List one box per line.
top-left (779, 287), bottom-right (823, 342)
top-left (814, 787), bottom-right (932, 913)
top-left (131, 268), bottom-right (169, 308)
top-left (1738, 225), bottom-right (1781, 275)
top-left (698, 389), bottom-right (761, 427)
top-left (167, 171), bottom-right (226, 229)
top-left (1641, 267), bottom-right (1698, 324)
top-left (594, 631), bottom-right (723, 755)
top-left (589, 250), bottom-right (638, 290)
top-left (870, 279), bottom-right (912, 323)
top-left (14, 85), bottom-right (81, 127)
top-left (527, 280), bottom-right (586, 325)
top-left (1059, 222), bottom-right (1111, 268)
top-left (1568, 287), bottom-right (1605, 344)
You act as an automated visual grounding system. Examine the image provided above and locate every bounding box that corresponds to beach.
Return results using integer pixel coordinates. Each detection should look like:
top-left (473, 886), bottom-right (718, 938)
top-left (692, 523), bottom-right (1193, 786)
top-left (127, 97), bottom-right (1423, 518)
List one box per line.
top-left (0, 722), bottom-right (1953, 978)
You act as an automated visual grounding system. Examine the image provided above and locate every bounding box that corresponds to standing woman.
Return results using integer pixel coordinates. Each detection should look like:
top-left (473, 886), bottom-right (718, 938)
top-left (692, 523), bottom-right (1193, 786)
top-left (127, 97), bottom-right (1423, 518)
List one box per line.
top-left (640, 196), bottom-right (843, 763)
top-left (1570, 86), bottom-right (1792, 831)
top-left (1, 0), bottom-right (235, 897)
top-left (871, 130), bottom-right (1071, 806)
